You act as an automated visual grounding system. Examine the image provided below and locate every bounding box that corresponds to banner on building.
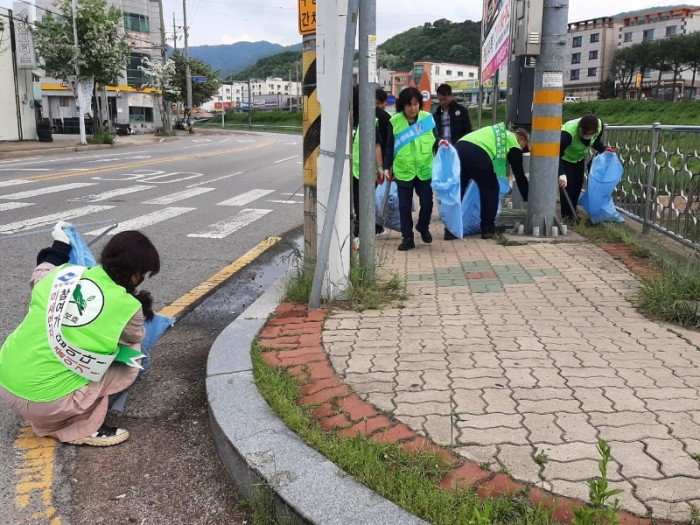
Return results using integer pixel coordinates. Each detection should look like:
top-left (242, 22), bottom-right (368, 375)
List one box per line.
top-left (481, 0), bottom-right (510, 82)
top-left (12, 2), bottom-right (36, 70)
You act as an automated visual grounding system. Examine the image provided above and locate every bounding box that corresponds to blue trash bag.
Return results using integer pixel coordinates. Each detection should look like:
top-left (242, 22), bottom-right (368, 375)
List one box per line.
top-left (139, 314), bottom-right (175, 376)
top-left (62, 222), bottom-right (97, 267)
top-left (375, 180), bottom-right (402, 232)
top-left (462, 178), bottom-right (511, 235)
top-left (579, 151), bottom-right (624, 224)
top-left (432, 144), bottom-right (463, 239)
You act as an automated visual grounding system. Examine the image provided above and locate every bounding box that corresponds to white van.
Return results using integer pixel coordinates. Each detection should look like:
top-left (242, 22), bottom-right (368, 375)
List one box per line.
top-left (564, 96), bottom-right (582, 103)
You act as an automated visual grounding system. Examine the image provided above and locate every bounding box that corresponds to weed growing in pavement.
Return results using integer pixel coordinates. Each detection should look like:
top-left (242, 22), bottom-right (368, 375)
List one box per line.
top-left (251, 342), bottom-right (557, 525)
top-left (242, 484), bottom-right (294, 525)
top-left (691, 452), bottom-right (700, 466)
top-left (572, 440), bottom-right (623, 525)
top-left (494, 233), bottom-right (526, 246)
top-left (534, 450), bottom-right (549, 466)
top-left (689, 503), bottom-right (700, 525)
top-left (573, 221), bottom-right (700, 328)
top-left (87, 127), bottom-right (115, 145)
top-left (154, 129), bottom-right (177, 137)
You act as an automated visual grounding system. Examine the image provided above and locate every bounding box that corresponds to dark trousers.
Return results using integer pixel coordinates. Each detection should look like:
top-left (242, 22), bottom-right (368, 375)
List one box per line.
top-left (455, 141), bottom-right (500, 233)
top-left (396, 177), bottom-right (433, 239)
top-left (559, 159), bottom-right (585, 218)
top-left (352, 176), bottom-right (383, 236)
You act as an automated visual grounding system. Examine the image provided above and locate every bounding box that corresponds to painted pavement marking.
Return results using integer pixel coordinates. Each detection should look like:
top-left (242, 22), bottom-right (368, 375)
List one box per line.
top-left (187, 209), bottom-right (272, 239)
top-left (217, 189), bottom-right (274, 207)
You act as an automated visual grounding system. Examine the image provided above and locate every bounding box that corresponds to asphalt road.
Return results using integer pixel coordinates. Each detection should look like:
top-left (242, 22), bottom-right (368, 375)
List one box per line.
top-left (0, 130), bottom-right (304, 524)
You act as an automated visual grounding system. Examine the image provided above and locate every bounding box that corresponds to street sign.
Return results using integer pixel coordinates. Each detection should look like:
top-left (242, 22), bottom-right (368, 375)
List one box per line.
top-left (387, 94), bottom-right (396, 105)
top-left (193, 76), bottom-right (207, 83)
top-left (298, 0), bottom-right (316, 35)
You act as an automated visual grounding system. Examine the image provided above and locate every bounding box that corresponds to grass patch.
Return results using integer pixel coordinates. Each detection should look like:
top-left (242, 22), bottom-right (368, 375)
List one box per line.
top-left (242, 484), bottom-right (294, 525)
top-left (87, 127), bottom-right (115, 145)
top-left (154, 129), bottom-right (177, 137)
top-left (252, 343), bottom-right (558, 525)
top-left (494, 233), bottom-right (526, 246)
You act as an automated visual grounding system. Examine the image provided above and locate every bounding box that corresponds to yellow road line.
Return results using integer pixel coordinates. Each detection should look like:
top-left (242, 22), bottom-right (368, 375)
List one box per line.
top-left (12, 236), bottom-right (281, 521)
top-left (14, 424), bottom-right (61, 524)
top-left (26, 138), bottom-right (277, 183)
top-left (159, 236), bottom-right (282, 319)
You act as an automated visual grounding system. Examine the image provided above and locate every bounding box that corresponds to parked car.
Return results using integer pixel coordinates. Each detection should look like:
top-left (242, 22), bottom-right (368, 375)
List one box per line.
top-left (564, 96), bottom-right (582, 103)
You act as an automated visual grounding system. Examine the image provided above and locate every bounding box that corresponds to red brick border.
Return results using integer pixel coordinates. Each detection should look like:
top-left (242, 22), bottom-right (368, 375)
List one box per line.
top-left (600, 243), bottom-right (657, 280)
top-left (257, 303), bottom-right (674, 525)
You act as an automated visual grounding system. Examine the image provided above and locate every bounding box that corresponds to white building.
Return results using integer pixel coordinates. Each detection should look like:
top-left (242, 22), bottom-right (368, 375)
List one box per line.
top-left (36, 0), bottom-right (166, 132)
top-left (202, 78), bottom-right (302, 112)
top-left (0, 5), bottom-right (39, 141)
top-left (617, 6), bottom-right (700, 99)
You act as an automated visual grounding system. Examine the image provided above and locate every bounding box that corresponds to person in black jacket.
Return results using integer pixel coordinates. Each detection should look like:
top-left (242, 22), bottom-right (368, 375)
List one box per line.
top-left (433, 84), bottom-right (472, 145)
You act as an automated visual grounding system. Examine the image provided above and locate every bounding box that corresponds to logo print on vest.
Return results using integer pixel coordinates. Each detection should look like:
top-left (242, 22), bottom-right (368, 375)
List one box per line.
top-left (64, 279), bottom-right (104, 327)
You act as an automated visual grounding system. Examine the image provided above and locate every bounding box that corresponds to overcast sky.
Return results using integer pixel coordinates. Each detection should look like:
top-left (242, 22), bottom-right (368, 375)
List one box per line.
top-left (156, 0), bottom-right (700, 47)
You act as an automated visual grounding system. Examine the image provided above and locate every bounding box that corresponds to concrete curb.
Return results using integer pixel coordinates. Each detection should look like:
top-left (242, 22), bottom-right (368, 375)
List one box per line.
top-left (206, 268), bottom-right (428, 525)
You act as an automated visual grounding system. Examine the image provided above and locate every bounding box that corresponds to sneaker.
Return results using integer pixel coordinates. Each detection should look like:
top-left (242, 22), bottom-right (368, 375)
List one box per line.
top-left (444, 229), bottom-right (457, 241)
top-left (397, 237), bottom-right (415, 251)
top-left (67, 424), bottom-right (129, 447)
top-left (415, 225), bottom-right (432, 243)
top-left (375, 225), bottom-right (387, 236)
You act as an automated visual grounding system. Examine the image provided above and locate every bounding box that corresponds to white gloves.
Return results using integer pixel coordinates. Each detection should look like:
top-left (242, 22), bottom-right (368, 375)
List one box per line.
top-left (52, 221), bottom-right (70, 245)
top-left (558, 175), bottom-right (567, 189)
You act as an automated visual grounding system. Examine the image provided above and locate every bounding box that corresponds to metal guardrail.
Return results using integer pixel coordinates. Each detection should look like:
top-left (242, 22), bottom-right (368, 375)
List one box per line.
top-left (602, 123), bottom-right (700, 250)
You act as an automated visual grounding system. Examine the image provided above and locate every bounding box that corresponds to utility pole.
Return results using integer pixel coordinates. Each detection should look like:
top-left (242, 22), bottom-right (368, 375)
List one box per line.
top-left (358, 0), bottom-right (377, 280)
top-left (182, 0), bottom-right (193, 128)
top-left (525, 0), bottom-right (569, 236)
top-left (157, 0), bottom-right (171, 132)
top-left (172, 13), bottom-right (177, 52)
top-left (71, 0), bottom-right (87, 145)
top-left (247, 78), bottom-right (252, 128)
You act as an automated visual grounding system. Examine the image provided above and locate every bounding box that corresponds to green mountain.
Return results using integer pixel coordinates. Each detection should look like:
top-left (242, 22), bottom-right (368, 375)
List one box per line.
top-left (180, 41), bottom-right (302, 79)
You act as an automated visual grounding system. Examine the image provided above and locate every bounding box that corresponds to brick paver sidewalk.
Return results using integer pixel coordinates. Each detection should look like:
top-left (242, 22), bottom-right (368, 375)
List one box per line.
top-left (319, 231), bottom-right (700, 522)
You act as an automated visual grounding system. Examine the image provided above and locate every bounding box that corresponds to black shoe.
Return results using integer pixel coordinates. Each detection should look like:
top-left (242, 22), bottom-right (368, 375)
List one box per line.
top-left (494, 224), bottom-right (507, 234)
top-left (481, 231), bottom-right (494, 240)
top-left (444, 229), bottom-right (457, 241)
top-left (398, 238), bottom-right (415, 251)
top-left (67, 424), bottom-right (129, 447)
top-left (416, 225), bottom-right (432, 243)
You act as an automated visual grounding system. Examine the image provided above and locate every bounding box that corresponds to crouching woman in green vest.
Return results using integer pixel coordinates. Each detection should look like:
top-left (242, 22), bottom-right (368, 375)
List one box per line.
top-left (384, 87), bottom-right (439, 251)
top-left (0, 224), bottom-right (160, 447)
top-left (455, 123), bottom-right (530, 239)
top-left (559, 114), bottom-right (611, 218)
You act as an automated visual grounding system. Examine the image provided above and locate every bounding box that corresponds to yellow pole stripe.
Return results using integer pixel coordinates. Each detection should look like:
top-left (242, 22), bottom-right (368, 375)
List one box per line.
top-left (530, 143), bottom-right (561, 157)
top-left (14, 424), bottom-right (61, 524)
top-left (25, 139), bottom-right (276, 183)
top-left (531, 116), bottom-right (562, 131)
top-left (533, 90), bottom-right (564, 104)
top-left (158, 236), bottom-right (281, 319)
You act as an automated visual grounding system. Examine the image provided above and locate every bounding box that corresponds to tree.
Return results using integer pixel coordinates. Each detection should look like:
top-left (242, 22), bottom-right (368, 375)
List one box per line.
top-left (139, 56), bottom-right (179, 132)
top-left (611, 47), bottom-right (638, 99)
top-left (170, 51), bottom-right (220, 108)
top-left (682, 32), bottom-right (700, 99)
top-left (32, 0), bottom-right (130, 143)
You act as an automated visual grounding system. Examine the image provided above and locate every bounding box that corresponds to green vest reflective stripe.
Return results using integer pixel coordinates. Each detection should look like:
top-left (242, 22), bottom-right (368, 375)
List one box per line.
top-left (561, 118), bottom-right (602, 163)
top-left (0, 265), bottom-right (141, 402)
top-left (389, 110), bottom-right (435, 182)
top-left (460, 124), bottom-right (521, 165)
top-left (352, 118), bottom-right (378, 180)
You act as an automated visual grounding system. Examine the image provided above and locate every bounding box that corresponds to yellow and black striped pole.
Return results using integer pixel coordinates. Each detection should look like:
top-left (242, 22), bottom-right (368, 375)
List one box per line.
top-left (302, 37), bottom-right (319, 270)
top-left (525, 0), bottom-right (569, 236)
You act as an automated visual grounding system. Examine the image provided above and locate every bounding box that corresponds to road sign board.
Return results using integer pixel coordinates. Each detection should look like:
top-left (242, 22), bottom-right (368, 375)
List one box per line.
top-left (387, 94), bottom-right (396, 105)
top-left (193, 76), bottom-right (207, 83)
top-left (298, 0), bottom-right (316, 35)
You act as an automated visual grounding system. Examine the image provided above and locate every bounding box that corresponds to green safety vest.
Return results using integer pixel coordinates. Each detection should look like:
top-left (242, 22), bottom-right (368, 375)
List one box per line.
top-left (561, 117), bottom-right (602, 164)
top-left (389, 110), bottom-right (435, 182)
top-left (0, 265), bottom-right (141, 402)
top-left (460, 124), bottom-right (521, 178)
top-left (352, 118), bottom-right (378, 180)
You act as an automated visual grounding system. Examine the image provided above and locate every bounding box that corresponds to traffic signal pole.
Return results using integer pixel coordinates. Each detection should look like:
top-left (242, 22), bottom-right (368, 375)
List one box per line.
top-left (525, 0), bottom-right (569, 236)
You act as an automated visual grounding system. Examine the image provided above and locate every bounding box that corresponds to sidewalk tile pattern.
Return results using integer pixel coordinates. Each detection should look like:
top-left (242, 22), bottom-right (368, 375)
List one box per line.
top-left (318, 236), bottom-right (699, 523)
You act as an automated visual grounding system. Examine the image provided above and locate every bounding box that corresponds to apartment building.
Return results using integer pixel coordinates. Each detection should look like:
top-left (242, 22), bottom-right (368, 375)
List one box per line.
top-left (201, 78), bottom-right (302, 112)
top-left (564, 17), bottom-right (617, 101)
top-left (36, 0), bottom-right (165, 131)
top-left (617, 6), bottom-right (700, 99)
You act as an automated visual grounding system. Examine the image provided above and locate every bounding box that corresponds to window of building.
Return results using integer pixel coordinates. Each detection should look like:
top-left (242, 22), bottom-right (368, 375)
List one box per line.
top-left (414, 65), bottom-right (424, 78)
top-left (570, 69), bottom-right (580, 80)
top-left (126, 52), bottom-right (149, 86)
top-left (457, 71), bottom-right (463, 77)
top-left (643, 29), bottom-right (654, 41)
top-left (572, 36), bottom-right (582, 47)
top-left (59, 97), bottom-right (70, 107)
top-left (571, 53), bottom-right (581, 64)
top-left (643, 68), bottom-right (651, 78)
top-left (666, 25), bottom-right (677, 36)
top-left (435, 67), bottom-right (440, 74)
top-left (469, 72), bottom-right (475, 78)
top-left (624, 32), bottom-right (633, 42)
top-left (446, 69), bottom-right (452, 75)
top-left (129, 106), bottom-right (154, 122)
top-left (589, 50), bottom-right (599, 60)
top-left (588, 67), bottom-right (598, 77)
top-left (124, 12), bottom-right (150, 33)
top-left (590, 33), bottom-right (600, 43)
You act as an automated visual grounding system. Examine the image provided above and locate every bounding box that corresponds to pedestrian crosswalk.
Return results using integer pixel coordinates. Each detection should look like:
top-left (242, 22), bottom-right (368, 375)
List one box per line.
top-left (0, 178), bottom-right (301, 239)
